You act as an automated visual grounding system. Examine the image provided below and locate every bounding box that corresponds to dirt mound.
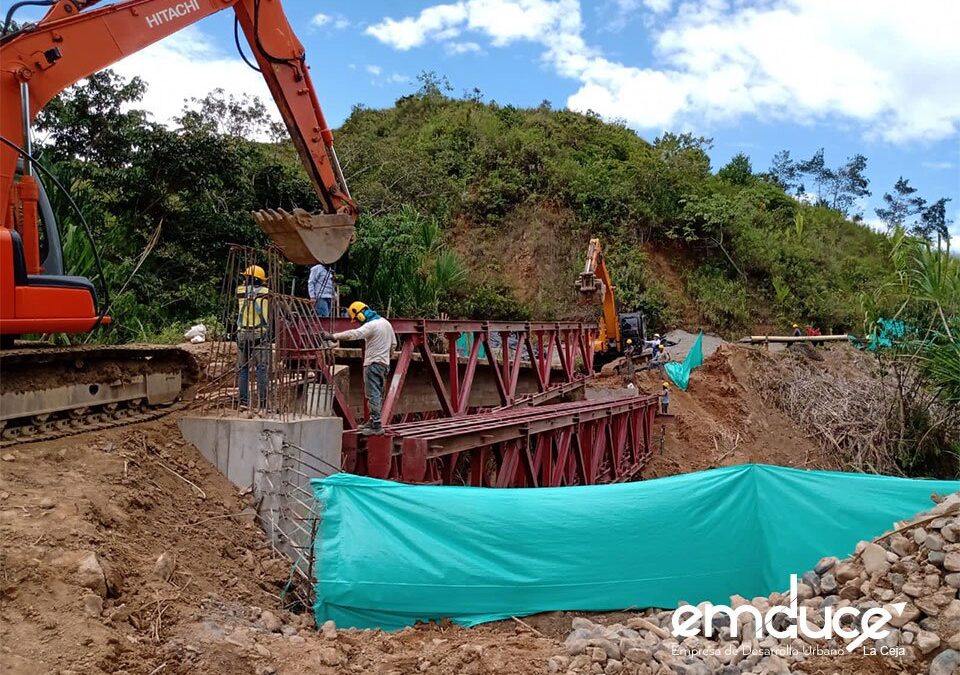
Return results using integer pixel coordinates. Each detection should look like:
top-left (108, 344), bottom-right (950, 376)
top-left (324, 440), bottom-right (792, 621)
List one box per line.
top-left (634, 343), bottom-right (840, 478)
top-left (0, 416), bottom-right (562, 675)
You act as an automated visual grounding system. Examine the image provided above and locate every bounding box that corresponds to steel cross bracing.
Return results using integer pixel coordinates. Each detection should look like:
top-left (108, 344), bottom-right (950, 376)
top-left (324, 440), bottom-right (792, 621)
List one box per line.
top-left (324, 318), bottom-right (598, 424)
top-left (363, 395), bottom-right (658, 487)
top-left (279, 316), bottom-right (662, 487)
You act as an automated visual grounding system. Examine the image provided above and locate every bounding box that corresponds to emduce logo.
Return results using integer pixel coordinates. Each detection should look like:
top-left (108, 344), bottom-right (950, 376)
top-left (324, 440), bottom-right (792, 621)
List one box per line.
top-left (671, 575), bottom-right (904, 653)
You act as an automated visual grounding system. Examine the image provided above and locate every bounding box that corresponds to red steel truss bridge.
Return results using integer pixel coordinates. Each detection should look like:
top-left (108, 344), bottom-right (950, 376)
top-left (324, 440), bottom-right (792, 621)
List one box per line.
top-left (279, 317), bottom-right (660, 487)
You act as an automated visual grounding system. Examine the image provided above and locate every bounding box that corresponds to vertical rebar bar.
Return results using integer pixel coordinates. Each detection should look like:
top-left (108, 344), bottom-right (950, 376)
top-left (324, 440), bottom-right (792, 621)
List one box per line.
top-left (197, 244), bottom-right (336, 419)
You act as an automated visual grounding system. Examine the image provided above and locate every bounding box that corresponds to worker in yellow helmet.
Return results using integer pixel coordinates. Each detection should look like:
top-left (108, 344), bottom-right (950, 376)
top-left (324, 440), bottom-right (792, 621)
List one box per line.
top-left (646, 342), bottom-right (670, 378)
top-left (622, 337), bottom-right (637, 386)
top-left (659, 381), bottom-right (670, 415)
top-left (791, 323), bottom-right (803, 338)
top-left (323, 301), bottom-right (396, 435)
top-left (236, 265), bottom-right (270, 409)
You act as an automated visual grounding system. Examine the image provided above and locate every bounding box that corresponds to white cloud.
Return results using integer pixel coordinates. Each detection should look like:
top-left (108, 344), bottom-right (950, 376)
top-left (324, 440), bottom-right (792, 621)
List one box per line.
top-left (922, 161), bottom-right (956, 170)
top-left (365, 3), bottom-right (468, 50)
top-left (312, 12), bottom-right (350, 30)
top-left (446, 41), bottom-right (482, 55)
top-left (613, 0), bottom-right (671, 12)
top-left (366, 0), bottom-right (960, 143)
top-left (111, 27), bottom-right (278, 131)
top-left (366, 64), bottom-right (383, 76)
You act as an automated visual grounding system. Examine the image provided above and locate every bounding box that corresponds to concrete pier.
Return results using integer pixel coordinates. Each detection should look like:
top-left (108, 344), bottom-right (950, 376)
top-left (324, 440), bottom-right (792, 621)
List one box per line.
top-left (178, 414), bottom-right (342, 570)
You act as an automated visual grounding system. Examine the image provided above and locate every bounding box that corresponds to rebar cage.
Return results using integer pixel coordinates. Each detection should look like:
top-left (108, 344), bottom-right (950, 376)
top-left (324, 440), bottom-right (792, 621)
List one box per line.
top-left (198, 244), bottom-right (338, 419)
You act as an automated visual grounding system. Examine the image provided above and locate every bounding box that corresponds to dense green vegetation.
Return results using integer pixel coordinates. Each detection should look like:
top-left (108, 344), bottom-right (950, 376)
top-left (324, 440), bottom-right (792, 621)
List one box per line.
top-left (28, 70), bottom-right (957, 475)
top-left (37, 71), bottom-right (949, 342)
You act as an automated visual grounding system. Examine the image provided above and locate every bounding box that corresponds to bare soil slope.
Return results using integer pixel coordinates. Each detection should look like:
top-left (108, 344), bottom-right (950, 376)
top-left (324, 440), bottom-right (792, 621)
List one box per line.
top-left (0, 418), bottom-right (559, 675)
top-left (627, 343), bottom-right (841, 477)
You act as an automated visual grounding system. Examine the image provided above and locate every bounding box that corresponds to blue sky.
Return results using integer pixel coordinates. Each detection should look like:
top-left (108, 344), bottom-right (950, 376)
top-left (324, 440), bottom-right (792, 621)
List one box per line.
top-left (11, 0), bottom-right (960, 244)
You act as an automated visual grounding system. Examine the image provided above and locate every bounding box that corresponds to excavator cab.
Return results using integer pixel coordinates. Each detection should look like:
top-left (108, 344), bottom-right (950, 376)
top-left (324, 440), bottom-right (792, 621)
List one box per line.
top-left (0, 164), bottom-right (103, 342)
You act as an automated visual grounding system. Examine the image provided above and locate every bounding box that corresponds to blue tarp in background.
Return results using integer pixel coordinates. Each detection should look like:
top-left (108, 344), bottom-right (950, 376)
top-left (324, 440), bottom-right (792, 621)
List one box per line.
top-left (311, 465), bottom-right (959, 630)
top-left (664, 331), bottom-right (704, 390)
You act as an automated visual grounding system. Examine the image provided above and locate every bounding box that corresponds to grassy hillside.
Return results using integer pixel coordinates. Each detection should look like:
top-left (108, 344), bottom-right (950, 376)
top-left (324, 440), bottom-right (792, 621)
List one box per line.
top-left (331, 80), bottom-right (893, 335)
top-left (42, 71), bottom-right (896, 338)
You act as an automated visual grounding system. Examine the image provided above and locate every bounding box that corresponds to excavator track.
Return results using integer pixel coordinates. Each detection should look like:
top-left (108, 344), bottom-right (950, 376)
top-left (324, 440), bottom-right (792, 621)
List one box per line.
top-left (0, 344), bottom-right (201, 447)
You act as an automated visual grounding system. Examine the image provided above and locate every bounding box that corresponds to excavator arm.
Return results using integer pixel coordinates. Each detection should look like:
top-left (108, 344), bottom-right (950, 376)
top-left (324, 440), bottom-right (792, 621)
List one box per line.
top-left (575, 237), bottom-right (620, 353)
top-left (0, 0), bottom-right (357, 279)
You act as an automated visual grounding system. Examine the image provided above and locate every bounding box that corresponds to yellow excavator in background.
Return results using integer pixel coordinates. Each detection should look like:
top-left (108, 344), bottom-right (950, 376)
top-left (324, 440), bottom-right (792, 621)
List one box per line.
top-left (575, 238), bottom-right (646, 371)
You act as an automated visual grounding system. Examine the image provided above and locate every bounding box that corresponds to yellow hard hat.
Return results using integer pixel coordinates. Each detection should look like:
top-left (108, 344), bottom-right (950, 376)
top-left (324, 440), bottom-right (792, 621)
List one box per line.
top-left (658, 343), bottom-right (665, 350)
top-left (626, 339), bottom-right (633, 345)
top-left (348, 301), bottom-right (369, 322)
top-left (662, 381), bottom-right (669, 387)
top-left (242, 265), bottom-right (266, 281)
top-left (792, 323), bottom-right (799, 328)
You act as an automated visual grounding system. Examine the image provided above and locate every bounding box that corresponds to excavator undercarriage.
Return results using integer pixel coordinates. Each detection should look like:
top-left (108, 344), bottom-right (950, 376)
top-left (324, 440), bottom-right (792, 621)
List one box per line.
top-left (0, 343), bottom-right (199, 446)
top-left (0, 0), bottom-right (360, 446)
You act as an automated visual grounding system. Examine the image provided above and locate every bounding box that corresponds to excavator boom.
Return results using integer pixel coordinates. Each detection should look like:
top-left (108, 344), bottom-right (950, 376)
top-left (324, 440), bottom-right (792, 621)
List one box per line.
top-left (0, 0), bottom-right (358, 442)
top-left (576, 237), bottom-right (620, 352)
top-left (0, 0), bottom-right (357, 297)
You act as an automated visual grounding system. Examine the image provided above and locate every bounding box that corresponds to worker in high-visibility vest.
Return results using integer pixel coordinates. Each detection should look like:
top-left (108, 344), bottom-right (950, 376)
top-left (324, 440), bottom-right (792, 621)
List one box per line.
top-left (236, 265), bottom-right (271, 409)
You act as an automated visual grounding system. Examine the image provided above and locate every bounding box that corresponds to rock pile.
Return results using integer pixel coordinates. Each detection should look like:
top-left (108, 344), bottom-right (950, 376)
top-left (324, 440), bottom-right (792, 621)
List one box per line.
top-left (558, 492), bottom-right (960, 674)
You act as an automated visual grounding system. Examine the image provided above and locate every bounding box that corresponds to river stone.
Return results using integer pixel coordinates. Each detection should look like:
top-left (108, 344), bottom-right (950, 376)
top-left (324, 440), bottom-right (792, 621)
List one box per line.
top-left (862, 543), bottom-right (890, 576)
top-left (916, 630), bottom-right (940, 655)
top-left (929, 649), bottom-right (960, 675)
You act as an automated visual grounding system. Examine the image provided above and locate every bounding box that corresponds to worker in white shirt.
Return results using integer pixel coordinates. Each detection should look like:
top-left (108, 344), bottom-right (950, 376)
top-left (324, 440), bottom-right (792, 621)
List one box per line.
top-left (322, 301), bottom-right (396, 435)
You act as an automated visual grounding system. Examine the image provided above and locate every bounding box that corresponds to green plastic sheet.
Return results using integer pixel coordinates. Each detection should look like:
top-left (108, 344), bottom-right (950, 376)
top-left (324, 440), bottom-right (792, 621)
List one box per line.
top-left (664, 331), bottom-right (704, 390)
top-left (312, 465), bottom-right (958, 630)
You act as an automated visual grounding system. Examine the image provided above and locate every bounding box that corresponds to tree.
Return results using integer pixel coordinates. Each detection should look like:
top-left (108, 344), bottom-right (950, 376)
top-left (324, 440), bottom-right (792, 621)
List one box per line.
top-left (875, 177), bottom-right (927, 230)
top-left (825, 154), bottom-right (870, 217)
top-left (797, 148), bottom-right (832, 204)
top-left (717, 152), bottom-right (753, 185)
top-left (35, 70), bottom-right (155, 166)
top-left (767, 150), bottom-right (799, 192)
top-left (915, 197), bottom-right (953, 246)
top-left (176, 89), bottom-right (285, 140)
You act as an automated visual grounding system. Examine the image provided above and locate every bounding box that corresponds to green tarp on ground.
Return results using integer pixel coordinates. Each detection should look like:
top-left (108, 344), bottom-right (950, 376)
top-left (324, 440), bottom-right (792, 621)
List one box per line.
top-left (311, 465), bottom-right (959, 630)
top-left (664, 331), bottom-right (704, 390)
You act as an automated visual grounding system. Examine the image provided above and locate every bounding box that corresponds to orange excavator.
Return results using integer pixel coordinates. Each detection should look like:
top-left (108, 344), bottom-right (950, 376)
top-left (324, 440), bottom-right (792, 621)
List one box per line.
top-left (575, 237), bottom-right (646, 371)
top-left (0, 0), bottom-right (358, 443)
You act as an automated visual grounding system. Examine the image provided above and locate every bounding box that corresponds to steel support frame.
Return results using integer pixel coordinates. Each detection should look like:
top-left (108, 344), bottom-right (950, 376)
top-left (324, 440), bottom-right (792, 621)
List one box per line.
top-left (327, 319), bottom-right (597, 427)
top-left (364, 396), bottom-right (657, 487)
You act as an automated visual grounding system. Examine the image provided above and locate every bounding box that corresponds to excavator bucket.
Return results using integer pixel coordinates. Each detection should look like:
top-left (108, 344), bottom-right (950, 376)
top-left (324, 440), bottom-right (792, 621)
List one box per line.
top-left (575, 271), bottom-right (605, 302)
top-left (251, 208), bottom-right (356, 265)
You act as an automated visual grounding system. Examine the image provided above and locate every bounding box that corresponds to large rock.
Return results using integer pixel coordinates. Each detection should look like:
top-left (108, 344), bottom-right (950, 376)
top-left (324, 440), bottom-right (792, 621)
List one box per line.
top-left (320, 619), bottom-right (337, 639)
top-left (76, 552), bottom-right (107, 598)
top-left (862, 543), bottom-right (891, 576)
top-left (82, 594), bottom-right (103, 618)
top-left (944, 551), bottom-right (960, 572)
top-left (940, 600), bottom-right (960, 635)
top-left (814, 556), bottom-right (838, 574)
top-left (915, 630), bottom-right (940, 655)
top-left (890, 534), bottom-right (917, 557)
top-left (887, 601), bottom-right (921, 628)
top-left (819, 573), bottom-right (838, 594)
top-left (153, 552), bottom-right (175, 581)
top-left (260, 610), bottom-right (282, 633)
top-left (929, 649), bottom-right (960, 675)
top-left (835, 562), bottom-right (860, 583)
